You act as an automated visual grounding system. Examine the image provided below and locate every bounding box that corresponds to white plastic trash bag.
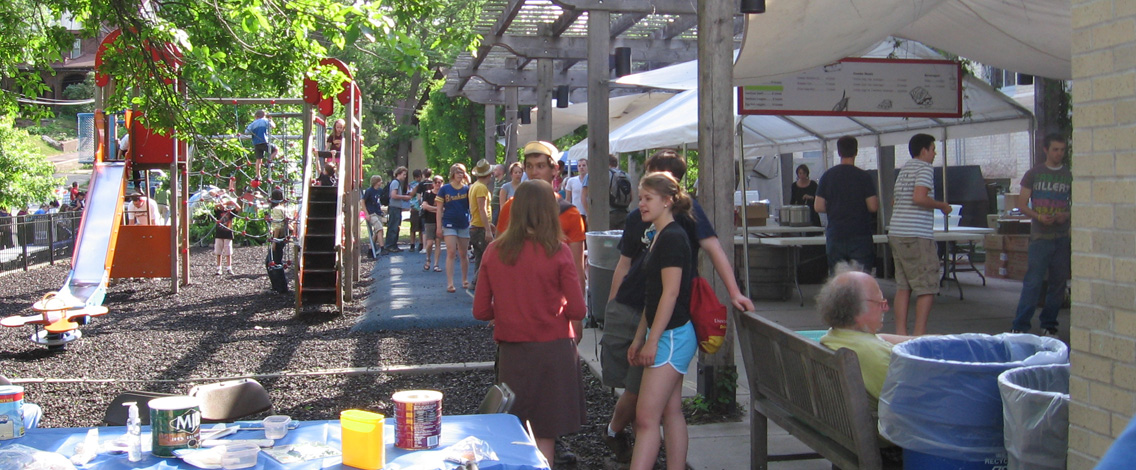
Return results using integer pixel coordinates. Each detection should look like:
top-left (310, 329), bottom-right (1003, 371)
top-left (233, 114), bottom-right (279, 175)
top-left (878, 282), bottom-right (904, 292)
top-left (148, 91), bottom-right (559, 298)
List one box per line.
top-left (878, 333), bottom-right (1068, 461)
top-left (998, 364), bottom-right (1070, 470)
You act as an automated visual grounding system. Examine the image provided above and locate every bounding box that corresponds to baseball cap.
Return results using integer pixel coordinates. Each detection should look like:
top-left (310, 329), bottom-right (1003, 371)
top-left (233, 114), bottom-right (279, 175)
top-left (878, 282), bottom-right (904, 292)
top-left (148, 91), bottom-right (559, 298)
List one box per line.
top-left (522, 141), bottom-right (558, 158)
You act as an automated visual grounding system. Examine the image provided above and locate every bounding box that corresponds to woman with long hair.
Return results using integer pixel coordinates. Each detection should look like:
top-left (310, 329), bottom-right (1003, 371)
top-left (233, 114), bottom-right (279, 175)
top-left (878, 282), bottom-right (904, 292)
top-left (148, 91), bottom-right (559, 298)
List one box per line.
top-left (498, 162), bottom-right (523, 204)
top-left (627, 172), bottom-right (697, 470)
top-left (436, 163), bottom-right (471, 292)
top-left (419, 175), bottom-right (444, 272)
top-left (790, 163), bottom-right (822, 226)
top-left (472, 180), bottom-right (586, 465)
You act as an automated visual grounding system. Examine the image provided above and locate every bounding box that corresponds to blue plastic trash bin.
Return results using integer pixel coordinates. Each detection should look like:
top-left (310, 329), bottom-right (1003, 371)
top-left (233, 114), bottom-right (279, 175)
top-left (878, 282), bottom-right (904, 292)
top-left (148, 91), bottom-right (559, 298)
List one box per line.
top-left (878, 333), bottom-right (1068, 470)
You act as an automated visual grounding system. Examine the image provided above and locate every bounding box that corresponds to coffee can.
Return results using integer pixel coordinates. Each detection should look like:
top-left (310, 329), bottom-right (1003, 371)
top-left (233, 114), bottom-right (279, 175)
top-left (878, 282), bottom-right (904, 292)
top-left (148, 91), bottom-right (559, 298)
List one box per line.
top-left (148, 396), bottom-right (202, 457)
top-left (0, 385), bottom-right (25, 440)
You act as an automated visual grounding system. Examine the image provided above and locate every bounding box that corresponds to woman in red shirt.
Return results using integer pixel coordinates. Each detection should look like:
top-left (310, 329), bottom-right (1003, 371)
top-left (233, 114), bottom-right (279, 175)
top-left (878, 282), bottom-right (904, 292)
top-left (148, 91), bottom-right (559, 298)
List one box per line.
top-left (472, 180), bottom-right (586, 465)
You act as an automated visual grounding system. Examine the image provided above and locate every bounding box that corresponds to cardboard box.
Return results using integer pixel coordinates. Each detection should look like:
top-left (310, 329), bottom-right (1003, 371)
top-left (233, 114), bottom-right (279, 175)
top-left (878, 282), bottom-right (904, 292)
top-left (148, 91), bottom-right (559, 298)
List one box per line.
top-left (984, 249), bottom-right (1026, 280)
top-left (984, 234), bottom-right (1030, 253)
top-left (984, 234), bottom-right (1004, 251)
top-left (735, 203), bottom-right (770, 226)
top-left (1004, 235), bottom-right (1030, 253)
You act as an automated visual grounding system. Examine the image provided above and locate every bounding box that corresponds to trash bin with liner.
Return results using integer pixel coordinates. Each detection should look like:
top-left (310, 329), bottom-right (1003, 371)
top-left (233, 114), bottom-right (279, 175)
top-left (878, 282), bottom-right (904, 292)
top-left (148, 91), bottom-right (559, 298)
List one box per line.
top-left (998, 364), bottom-right (1070, 470)
top-left (878, 333), bottom-right (1068, 470)
top-left (585, 230), bottom-right (622, 326)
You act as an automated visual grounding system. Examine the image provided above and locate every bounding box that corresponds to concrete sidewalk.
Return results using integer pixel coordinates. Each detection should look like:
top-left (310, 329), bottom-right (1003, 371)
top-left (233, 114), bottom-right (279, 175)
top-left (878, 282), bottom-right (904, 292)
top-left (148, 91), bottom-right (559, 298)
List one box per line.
top-left (576, 268), bottom-right (1069, 469)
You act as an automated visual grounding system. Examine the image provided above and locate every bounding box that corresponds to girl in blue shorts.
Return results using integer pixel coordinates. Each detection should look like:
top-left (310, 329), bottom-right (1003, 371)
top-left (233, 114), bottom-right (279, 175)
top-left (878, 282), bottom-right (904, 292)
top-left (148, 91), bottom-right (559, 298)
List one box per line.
top-left (627, 172), bottom-right (697, 470)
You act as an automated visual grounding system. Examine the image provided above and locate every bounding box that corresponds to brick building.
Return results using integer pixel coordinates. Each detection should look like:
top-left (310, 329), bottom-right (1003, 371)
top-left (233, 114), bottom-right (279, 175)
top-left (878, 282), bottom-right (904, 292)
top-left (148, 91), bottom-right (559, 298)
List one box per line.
top-left (1068, 0), bottom-right (1136, 467)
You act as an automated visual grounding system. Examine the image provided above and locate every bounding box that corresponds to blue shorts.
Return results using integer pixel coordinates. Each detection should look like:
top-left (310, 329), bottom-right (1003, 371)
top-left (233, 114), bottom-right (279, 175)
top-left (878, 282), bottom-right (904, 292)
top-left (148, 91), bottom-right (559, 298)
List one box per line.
top-left (443, 227), bottom-right (470, 238)
top-left (649, 321), bottom-right (697, 374)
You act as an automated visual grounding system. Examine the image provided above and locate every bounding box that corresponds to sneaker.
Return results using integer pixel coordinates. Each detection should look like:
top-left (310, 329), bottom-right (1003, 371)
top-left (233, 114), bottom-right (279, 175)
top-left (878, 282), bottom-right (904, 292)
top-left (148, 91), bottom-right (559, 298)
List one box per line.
top-left (1042, 328), bottom-right (1059, 338)
top-left (1009, 329), bottom-right (1028, 334)
top-left (388, 246), bottom-right (403, 253)
top-left (216, 267), bottom-right (222, 276)
top-left (419, 248), bottom-right (427, 254)
top-left (226, 267), bottom-right (234, 275)
top-left (602, 429), bottom-right (634, 463)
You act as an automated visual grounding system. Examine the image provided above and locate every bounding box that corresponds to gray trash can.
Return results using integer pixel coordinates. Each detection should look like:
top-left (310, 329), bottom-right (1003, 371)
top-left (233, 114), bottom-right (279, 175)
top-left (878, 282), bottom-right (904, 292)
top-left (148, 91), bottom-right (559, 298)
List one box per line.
top-left (879, 333), bottom-right (1068, 470)
top-left (998, 364), bottom-right (1070, 470)
top-left (586, 230), bottom-right (622, 325)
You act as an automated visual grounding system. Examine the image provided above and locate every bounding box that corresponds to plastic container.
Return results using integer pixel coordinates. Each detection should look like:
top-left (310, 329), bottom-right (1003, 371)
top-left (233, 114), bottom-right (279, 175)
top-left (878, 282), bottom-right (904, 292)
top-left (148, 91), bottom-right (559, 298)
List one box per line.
top-left (262, 415), bottom-right (291, 440)
top-left (586, 230), bottom-right (622, 325)
top-left (998, 364), bottom-right (1070, 470)
top-left (221, 443), bottom-right (259, 469)
top-left (878, 333), bottom-right (1068, 470)
top-left (341, 409), bottom-right (384, 470)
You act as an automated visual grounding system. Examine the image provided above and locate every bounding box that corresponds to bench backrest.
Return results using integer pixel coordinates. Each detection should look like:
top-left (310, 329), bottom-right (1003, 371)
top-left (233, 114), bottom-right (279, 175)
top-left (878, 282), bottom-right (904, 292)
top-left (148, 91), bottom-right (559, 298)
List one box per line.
top-left (736, 311), bottom-right (882, 469)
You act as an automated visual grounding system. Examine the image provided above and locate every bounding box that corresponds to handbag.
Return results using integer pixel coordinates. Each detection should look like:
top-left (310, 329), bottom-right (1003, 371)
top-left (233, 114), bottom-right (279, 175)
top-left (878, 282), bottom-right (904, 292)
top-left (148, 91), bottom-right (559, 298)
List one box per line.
top-left (689, 276), bottom-right (728, 354)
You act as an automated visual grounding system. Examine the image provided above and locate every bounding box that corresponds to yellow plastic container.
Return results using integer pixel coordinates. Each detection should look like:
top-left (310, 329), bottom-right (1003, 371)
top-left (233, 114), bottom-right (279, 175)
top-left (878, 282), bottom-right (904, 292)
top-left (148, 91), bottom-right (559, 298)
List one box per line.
top-left (340, 410), bottom-right (385, 470)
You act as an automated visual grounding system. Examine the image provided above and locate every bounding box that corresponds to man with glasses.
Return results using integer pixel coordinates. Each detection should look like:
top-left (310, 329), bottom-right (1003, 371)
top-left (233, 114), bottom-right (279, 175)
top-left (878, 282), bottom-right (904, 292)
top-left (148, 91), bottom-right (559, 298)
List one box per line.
top-left (817, 263), bottom-right (914, 411)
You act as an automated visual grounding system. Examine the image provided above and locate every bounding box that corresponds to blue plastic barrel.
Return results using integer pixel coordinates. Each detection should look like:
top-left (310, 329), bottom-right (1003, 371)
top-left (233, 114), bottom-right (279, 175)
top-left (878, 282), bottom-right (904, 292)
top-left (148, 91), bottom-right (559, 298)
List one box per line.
top-left (878, 333), bottom-right (1068, 470)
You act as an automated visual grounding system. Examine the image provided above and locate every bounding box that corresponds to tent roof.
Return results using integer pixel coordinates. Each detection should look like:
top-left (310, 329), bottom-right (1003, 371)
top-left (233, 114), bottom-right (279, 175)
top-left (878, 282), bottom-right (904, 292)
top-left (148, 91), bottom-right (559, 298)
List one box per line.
top-left (511, 92), bottom-right (675, 144)
top-left (568, 39), bottom-right (1033, 159)
top-left (733, 0), bottom-right (1070, 84)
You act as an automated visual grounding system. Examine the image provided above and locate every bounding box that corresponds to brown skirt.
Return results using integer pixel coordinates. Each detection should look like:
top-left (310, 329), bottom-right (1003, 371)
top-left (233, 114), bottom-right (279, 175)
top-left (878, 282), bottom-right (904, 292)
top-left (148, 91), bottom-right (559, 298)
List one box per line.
top-left (497, 338), bottom-right (587, 438)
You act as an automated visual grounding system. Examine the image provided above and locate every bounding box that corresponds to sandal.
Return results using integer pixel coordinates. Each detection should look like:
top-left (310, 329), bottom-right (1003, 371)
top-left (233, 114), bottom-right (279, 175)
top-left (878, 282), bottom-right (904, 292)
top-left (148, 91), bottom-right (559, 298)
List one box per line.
top-left (423, 263), bottom-right (430, 271)
top-left (433, 266), bottom-right (442, 272)
top-left (447, 285), bottom-right (456, 293)
top-left (462, 281), bottom-right (470, 289)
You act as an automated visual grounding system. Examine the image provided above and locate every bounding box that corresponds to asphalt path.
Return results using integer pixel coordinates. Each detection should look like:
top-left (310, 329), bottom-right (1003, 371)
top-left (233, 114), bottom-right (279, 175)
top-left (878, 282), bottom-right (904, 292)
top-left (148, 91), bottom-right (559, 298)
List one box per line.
top-left (356, 243), bottom-right (480, 332)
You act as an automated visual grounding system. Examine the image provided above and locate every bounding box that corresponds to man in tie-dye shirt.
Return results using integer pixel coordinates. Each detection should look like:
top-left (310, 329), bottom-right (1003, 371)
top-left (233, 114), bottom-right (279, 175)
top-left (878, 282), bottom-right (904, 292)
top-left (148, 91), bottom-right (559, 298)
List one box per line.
top-left (1010, 134), bottom-right (1072, 337)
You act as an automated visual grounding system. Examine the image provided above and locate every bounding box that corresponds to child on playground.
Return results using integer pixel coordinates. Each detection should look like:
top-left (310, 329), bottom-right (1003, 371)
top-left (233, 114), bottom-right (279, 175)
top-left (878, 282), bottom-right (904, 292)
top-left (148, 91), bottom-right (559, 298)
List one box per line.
top-left (214, 196), bottom-right (241, 275)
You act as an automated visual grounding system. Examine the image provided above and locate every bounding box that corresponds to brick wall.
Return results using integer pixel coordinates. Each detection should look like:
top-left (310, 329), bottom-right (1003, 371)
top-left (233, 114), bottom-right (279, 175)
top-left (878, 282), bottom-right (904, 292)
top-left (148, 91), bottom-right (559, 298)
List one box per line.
top-left (1068, 1), bottom-right (1136, 467)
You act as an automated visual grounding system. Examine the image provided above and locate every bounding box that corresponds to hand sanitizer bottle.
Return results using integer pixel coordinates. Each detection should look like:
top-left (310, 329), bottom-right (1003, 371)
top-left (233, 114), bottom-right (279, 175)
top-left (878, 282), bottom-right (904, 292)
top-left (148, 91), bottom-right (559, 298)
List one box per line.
top-left (123, 402), bottom-right (142, 462)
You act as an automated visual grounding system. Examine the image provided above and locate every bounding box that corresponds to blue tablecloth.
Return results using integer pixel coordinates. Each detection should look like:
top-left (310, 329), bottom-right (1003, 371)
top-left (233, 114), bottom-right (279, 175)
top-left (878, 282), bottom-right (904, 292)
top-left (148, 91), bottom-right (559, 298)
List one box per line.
top-left (0, 414), bottom-right (549, 470)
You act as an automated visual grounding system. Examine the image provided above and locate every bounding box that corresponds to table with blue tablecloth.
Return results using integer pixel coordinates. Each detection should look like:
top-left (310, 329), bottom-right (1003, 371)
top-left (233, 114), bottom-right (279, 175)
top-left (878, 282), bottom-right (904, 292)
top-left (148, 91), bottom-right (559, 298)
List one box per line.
top-left (0, 413), bottom-right (549, 469)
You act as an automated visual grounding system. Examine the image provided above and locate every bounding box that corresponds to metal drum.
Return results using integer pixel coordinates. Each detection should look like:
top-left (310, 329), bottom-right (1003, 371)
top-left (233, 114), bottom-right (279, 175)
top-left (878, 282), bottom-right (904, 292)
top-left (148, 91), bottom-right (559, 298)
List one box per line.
top-left (779, 205), bottom-right (812, 227)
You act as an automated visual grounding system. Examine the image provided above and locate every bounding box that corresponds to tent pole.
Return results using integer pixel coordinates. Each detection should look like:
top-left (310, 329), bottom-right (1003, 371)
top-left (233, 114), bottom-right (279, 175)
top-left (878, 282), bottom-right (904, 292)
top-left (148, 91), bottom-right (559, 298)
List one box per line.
top-left (737, 118), bottom-right (750, 299)
top-left (942, 127), bottom-right (950, 233)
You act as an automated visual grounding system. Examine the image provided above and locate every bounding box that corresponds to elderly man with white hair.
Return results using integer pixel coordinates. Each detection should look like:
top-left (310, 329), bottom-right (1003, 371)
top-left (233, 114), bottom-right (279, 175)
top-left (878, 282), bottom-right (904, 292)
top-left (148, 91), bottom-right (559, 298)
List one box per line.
top-left (817, 263), bottom-right (915, 410)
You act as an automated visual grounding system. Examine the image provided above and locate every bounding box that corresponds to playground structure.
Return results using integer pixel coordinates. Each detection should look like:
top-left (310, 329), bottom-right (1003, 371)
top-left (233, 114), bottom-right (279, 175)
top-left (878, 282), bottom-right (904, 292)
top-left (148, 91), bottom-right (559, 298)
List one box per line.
top-left (2, 30), bottom-right (363, 348)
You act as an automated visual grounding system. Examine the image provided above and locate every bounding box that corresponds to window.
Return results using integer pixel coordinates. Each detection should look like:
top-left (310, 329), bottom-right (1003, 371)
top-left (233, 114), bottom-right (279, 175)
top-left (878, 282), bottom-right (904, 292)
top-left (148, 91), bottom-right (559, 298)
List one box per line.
top-left (71, 38), bottom-right (81, 59)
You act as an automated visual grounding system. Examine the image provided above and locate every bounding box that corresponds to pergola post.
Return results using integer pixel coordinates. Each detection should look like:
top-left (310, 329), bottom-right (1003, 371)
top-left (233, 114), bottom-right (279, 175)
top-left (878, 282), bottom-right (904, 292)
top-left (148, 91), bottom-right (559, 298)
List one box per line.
top-left (696, 0), bottom-right (737, 406)
top-left (537, 58), bottom-right (554, 141)
top-left (485, 105), bottom-right (497, 162)
top-left (505, 57), bottom-right (520, 165)
top-left (586, 10), bottom-right (611, 231)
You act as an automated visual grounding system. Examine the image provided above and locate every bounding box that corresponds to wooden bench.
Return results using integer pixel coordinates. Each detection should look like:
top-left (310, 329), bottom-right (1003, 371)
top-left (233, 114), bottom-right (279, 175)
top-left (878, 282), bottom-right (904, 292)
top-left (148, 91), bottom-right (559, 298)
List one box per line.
top-left (736, 311), bottom-right (883, 469)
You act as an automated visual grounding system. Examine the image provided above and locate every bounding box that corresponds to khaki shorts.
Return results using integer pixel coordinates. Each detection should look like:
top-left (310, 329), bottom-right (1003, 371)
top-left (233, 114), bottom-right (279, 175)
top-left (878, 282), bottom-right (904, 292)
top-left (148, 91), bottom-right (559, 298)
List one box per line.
top-left (366, 213), bottom-right (384, 232)
top-left (213, 238), bottom-right (233, 256)
top-left (599, 300), bottom-right (644, 394)
top-left (890, 236), bottom-right (940, 296)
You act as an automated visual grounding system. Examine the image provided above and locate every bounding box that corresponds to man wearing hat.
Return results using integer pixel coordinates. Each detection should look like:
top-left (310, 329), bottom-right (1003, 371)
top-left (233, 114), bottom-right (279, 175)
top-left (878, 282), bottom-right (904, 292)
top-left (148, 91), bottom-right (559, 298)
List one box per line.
top-left (125, 190), bottom-right (161, 225)
top-left (468, 159), bottom-right (495, 288)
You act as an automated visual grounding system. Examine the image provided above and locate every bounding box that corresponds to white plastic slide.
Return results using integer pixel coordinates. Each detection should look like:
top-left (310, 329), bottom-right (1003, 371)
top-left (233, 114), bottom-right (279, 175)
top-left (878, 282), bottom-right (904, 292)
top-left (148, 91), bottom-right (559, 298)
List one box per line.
top-left (58, 161), bottom-right (127, 307)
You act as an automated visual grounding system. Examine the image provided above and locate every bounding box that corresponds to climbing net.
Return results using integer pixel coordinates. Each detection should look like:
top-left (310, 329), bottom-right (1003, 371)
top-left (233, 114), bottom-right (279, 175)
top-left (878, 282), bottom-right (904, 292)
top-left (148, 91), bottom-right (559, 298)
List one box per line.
top-left (187, 107), bottom-right (312, 245)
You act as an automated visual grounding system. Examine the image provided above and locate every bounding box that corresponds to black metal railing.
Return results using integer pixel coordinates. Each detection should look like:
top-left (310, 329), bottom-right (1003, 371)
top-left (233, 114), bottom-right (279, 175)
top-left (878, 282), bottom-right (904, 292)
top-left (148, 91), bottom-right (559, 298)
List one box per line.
top-left (0, 211), bottom-right (84, 274)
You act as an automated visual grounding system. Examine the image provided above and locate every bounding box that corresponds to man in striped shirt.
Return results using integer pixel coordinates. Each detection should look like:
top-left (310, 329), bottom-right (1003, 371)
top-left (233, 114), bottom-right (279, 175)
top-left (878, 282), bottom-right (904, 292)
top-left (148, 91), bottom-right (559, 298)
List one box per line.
top-left (888, 134), bottom-right (952, 336)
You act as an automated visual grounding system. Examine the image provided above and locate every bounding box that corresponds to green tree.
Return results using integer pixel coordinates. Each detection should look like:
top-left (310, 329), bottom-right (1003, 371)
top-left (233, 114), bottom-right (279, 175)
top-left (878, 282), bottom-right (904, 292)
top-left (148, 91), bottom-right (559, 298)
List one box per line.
top-left (0, 117), bottom-right (62, 210)
top-left (418, 91), bottom-right (486, 172)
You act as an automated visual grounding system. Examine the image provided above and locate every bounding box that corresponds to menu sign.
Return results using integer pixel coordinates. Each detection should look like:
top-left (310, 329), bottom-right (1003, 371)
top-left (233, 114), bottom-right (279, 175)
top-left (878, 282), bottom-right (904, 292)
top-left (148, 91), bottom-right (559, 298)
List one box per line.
top-left (737, 58), bottom-right (962, 118)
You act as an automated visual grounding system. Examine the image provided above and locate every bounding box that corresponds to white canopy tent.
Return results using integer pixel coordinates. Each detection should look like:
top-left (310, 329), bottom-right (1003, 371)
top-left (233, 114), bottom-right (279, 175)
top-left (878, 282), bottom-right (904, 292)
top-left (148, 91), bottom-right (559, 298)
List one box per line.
top-left (510, 92), bottom-right (675, 145)
top-left (733, 0), bottom-right (1071, 84)
top-left (570, 39), bottom-right (1034, 213)
top-left (572, 40), bottom-right (1034, 159)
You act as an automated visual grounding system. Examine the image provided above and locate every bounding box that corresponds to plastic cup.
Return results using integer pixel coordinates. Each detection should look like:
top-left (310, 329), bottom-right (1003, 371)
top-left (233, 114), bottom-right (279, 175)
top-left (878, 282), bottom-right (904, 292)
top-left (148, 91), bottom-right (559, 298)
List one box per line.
top-left (221, 443), bottom-right (259, 469)
top-left (262, 415), bottom-right (291, 440)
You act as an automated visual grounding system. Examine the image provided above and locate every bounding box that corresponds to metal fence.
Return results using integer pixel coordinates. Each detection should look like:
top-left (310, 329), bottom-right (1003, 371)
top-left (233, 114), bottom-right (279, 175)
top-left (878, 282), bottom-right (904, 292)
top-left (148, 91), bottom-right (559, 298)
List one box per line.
top-left (0, 212), bottom-right (84, 274)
